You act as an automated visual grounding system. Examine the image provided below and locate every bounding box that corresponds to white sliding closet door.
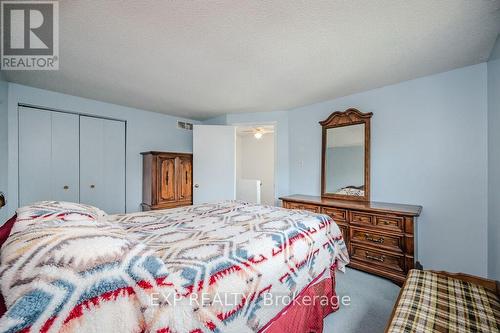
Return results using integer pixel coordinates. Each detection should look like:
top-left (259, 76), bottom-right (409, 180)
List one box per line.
top-left (19, 107), bottom-right (79, 206)
top-left (19, 107), bottom-right (51, 206)
top-left (52, 112), bottom-right (80, 202)
top-left (80, 116), bottom-right (126, 214)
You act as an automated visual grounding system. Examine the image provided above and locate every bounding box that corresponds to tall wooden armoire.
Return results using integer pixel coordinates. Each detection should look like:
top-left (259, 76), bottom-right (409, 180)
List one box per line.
top-left (141, 151), bottom-right (193, 210)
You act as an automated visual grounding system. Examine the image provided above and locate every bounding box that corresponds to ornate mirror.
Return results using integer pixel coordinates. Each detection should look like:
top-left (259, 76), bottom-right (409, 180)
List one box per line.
top-left (320, 108), bottom-right (372, 201)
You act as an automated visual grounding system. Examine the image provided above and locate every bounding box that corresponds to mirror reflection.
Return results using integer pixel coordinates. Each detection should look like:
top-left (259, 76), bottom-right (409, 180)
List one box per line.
top-left (325, 124), bottom-right (365, 196)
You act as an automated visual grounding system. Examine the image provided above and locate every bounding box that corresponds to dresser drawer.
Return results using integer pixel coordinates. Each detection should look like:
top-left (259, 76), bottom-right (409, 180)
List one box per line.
top-left (338, 224), bottom-right (348, 244)
top-left (350, 211), bottom-right (405, 233)
top-left (283, 201), bottom-right (320, 213)
top-left (321, 207), bottom-right (347, 222)
top-left (350, 227), bottom-right (403, 253)
top-left (350, 211), bottom-right (373, 226)
top-left (350, 244), bottom-right (405, 274)
top-left (374, 215), bottom-right (404, 232)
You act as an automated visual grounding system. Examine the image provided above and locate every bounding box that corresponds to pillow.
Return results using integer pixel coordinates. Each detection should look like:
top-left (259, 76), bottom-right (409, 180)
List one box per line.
top-left (16, 201), bottom-right (106, 221)
top-left (13, 201), bottom-right (107, 234)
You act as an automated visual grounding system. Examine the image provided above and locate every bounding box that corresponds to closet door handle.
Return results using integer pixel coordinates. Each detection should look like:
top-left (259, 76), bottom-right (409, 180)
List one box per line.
top-left (166, 172), bottom-right (169, 185)
top-left (185, 171), bottom-right (188, 184)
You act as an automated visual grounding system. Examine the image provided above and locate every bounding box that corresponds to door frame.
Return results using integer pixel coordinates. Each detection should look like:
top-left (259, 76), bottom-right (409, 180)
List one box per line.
top-left (17, 103), bottom-right (127, 212)
top-left (232, 121), bottom-right (277, 206)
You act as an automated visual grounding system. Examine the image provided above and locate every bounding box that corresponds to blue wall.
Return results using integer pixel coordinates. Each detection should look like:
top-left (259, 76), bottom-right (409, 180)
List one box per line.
top-left (5, 83), bottom-right (197, 217)
top-left (288, 63), bottom-right (488, 276)
top-left (0, 73), bottom-right (8, 223)
top-left (3, 62), bottom-right (493, 277)
top-left (204, 110), bottom-right (290, 203)
top-left (206, 64), bottom-right (489, 277)
top-left (488, 35), bottom-right (500, 280)
top-left (227, 111), bottom-right (290, 203)
top-left (203, 114), bottom-right (228, 125)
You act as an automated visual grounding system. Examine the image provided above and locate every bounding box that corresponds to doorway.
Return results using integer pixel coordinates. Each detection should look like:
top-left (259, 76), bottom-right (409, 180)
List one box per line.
top-left (235, 125), bottom-right (275, 206)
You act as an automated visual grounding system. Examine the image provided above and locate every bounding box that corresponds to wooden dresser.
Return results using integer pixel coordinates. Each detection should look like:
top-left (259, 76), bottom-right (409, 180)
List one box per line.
top-left (141, 152), bottom-right (193, 210)
top-left (280, 194), bottom-right (422, 285)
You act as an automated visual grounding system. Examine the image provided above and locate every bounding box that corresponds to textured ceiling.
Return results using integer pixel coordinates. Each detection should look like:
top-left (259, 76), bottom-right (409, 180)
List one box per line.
top-left (3, 0), bottom-right (500, 120)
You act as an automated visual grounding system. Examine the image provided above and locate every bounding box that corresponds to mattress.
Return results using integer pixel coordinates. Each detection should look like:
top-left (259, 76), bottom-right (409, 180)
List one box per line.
top-left (0, 200), bottom-right (349, 333)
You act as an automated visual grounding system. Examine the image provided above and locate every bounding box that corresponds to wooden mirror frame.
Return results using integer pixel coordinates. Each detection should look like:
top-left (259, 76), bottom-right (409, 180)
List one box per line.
top-left (320, 108), bottom-right (373, 202)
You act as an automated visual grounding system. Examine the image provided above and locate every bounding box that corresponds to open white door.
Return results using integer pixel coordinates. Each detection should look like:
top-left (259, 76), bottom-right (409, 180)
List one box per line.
top-left (193, 125), bottom-right (236, 204)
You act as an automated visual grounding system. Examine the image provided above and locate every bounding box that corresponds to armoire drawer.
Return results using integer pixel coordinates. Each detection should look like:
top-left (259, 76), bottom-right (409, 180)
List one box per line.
top-left (321, 207), bottom-right (347, 222)
top-left (349, 227), bottom-right (404, 253)
top-left (350, 244), bottom-right (405, 274)
top-left (285, 201), bottom-right (321, 213)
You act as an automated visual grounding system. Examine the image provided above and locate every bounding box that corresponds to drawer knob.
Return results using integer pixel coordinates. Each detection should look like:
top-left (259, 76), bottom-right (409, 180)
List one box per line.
top-left (364, 233), bottom-right (385, 244)
top-left (366, 254), bottom-right (385, 262)
top-left (63, 185), bottom-right (69, 190)
top-left (90, 184), bottom-right (95, 189)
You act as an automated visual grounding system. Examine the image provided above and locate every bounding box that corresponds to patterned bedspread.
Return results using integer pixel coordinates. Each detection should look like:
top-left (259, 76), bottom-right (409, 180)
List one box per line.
top-left (0, 201), bottom-right (349, 333)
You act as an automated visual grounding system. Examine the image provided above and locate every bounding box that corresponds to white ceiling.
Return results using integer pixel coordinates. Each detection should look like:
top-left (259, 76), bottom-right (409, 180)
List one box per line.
top-left (3, 0), bottom-right (500, 120)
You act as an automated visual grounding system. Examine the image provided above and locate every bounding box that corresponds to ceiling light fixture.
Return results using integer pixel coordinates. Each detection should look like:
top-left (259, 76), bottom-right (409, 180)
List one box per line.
top-left (254, 131), bottom-right (263, 139)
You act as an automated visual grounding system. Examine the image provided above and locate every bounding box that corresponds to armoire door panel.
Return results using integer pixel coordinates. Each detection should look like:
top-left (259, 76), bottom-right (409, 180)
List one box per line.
top-left (141, 152), bottom-right (193, 210)
top-left (18, 107), bottom-right (52, 206)
top-left (51, 112), bottom-right (79, 202)
top-left (80, 116), bottom-right (125, 214)
top-left (178, 157), bottom-right (192, 202)
top-left (158, 157), bottom-right (176, 203)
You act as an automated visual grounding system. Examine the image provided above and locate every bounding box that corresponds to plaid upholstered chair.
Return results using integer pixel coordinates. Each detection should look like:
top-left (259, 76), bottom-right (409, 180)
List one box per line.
top-left (386, 269), bottom-right (500, 333)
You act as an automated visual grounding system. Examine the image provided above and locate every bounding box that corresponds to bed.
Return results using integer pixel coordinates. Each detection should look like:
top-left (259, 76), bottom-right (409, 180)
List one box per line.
top-left (0, 200), bottom-right (349, 333)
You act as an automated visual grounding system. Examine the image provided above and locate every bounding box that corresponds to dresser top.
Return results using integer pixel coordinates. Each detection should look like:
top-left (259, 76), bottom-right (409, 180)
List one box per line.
top-left (279, 194), bottom-right (422, 217)
top-left (140, 151), bottom-right (192, 156)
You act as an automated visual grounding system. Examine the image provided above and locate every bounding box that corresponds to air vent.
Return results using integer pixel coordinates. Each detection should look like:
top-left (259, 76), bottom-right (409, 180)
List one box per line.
top-left (177, 121), bottom-right (193, 130)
